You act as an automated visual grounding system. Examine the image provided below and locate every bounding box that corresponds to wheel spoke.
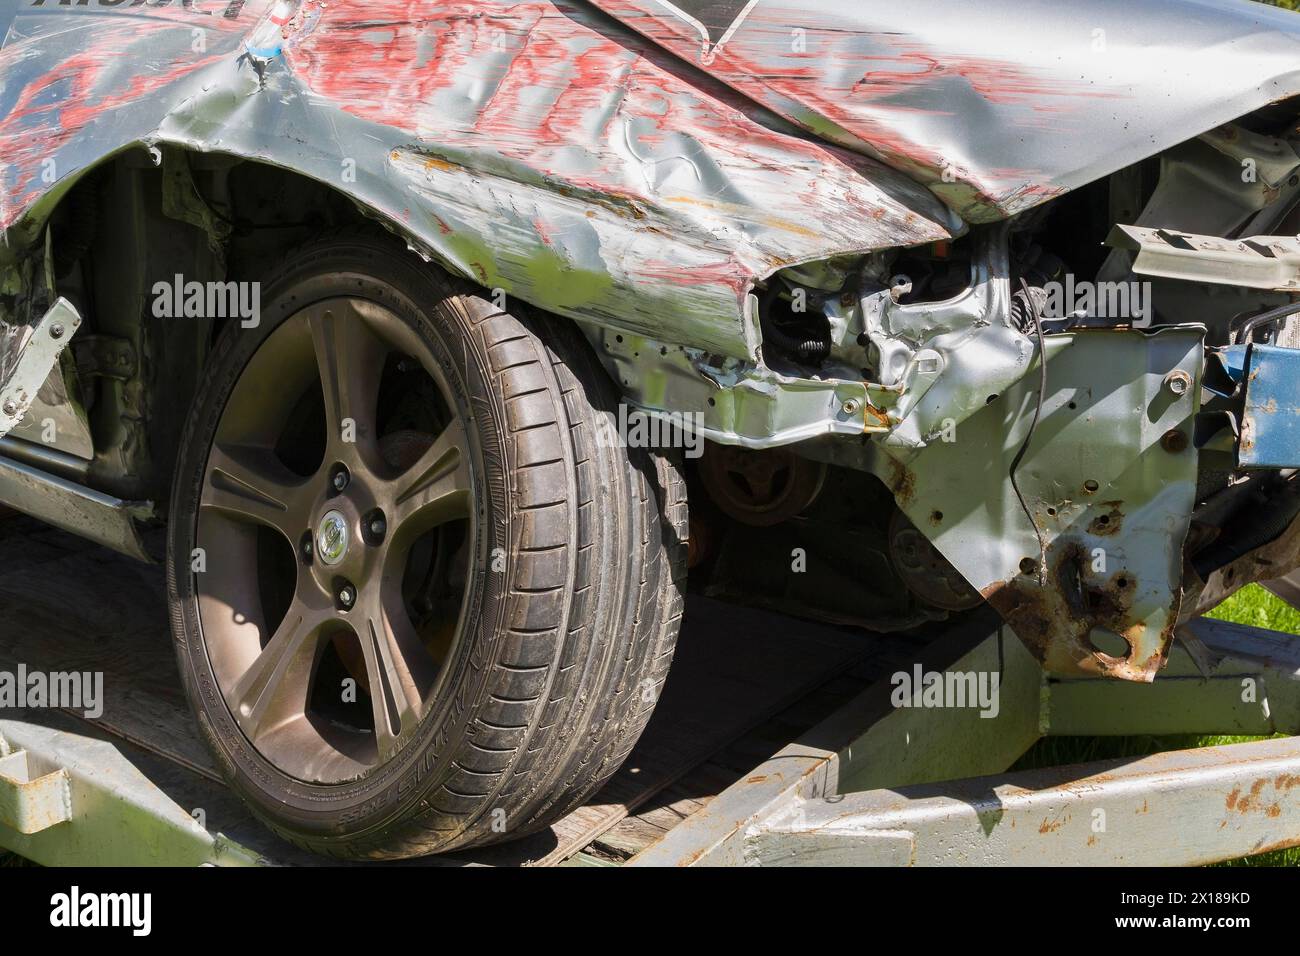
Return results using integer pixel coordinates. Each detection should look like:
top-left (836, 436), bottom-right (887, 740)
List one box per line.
top-left (201, 442), bottom-right (310, 540)
top-left (389, 418), bottom-right (472, 538)
top-left (308, 304), bottom-right (388, 456)
top-left (226, 600), bottom-right (324, 745)
top-left (358, 588), bottom-right (437, 761)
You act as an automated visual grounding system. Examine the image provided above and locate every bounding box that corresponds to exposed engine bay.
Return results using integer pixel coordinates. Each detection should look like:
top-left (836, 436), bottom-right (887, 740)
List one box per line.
top-left (673, 105), bottom-right (1300, 681)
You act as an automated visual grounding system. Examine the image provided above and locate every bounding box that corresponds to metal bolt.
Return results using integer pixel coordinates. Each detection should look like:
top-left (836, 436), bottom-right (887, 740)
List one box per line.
top-left (1163, 370), bottom-right (1192, 396)
top-left (332, 468), bottom-right (350, 492)
top-left (49, 324), bottom-right (64, 340)
top-left (1, 400), bottom-right (15, 417)
top-left (301, 537), bottom-right (313, 559)
top-left (842, 399), bottom-right (860, 415)
top-left (338, 584), bottom-right (356, 610)
top-left (1161, 429), bottom-right (1189, 454)
top-left (369, 516), bottom-right (387, 540)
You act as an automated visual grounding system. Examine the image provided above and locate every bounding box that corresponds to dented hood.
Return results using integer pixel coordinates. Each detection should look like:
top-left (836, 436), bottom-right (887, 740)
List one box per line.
top-left (593, 0), bottom-right (1300, 221)
top-left (0, 0), bottom-right (963, 363)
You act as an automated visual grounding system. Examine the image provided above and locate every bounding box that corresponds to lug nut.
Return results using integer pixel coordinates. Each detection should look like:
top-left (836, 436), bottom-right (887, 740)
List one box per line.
top-left (369, 516), bottom-right (387, 540)
top-left (332, 466), bottom-right (350, 492)
top-left (338, 584), bottom-right (356, 610)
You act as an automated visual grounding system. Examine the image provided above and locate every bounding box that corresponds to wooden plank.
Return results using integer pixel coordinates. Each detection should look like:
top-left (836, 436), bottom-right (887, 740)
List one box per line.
top-left (558, 851), bottom-right (618, 867)
top-left (589, 672), bottom-right (878, 861)
top-left (1264, 570), bottom-right (1300, 612)
top-left (0, 525), bottom-right (214, 778)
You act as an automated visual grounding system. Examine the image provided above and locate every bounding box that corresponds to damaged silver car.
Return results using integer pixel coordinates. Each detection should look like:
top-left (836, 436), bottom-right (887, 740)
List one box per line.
top-left (3, 0), bottom-right (1300, 857)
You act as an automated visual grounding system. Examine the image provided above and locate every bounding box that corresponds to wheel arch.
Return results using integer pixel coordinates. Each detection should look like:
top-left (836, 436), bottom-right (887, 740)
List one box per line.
top-left (21, 147), bottom-right (625, 516)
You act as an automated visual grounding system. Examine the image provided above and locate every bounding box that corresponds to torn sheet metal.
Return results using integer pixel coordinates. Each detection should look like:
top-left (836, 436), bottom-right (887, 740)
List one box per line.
top-left (873, 326), bottom-right (1205, 681)
top-left (860, 228), bottom-right (1035, 450)
top-left (594, 0), bottom-right (1300, 222)
top-left (586, 321), bottom-right (900, 447)
top-left (588, 227), bottom-right (1036, 448)
top-left (0, 296), bottom-right (79, 438)
top-left (0, 0), bottom-right (961, 362)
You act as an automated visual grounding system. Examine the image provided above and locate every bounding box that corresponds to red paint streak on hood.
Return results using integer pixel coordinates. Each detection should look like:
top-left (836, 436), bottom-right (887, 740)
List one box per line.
top-left (591, 0), bottom-right (1300, 221)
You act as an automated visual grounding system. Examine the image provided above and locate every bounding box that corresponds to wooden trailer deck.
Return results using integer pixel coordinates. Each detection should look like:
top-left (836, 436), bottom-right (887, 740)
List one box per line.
top-left (0, 513), bottom-right (924, 866)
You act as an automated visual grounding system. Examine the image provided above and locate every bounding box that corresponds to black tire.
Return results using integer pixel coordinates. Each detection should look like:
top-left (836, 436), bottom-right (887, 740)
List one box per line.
top-left (166, 230), bottom-right (687, 859)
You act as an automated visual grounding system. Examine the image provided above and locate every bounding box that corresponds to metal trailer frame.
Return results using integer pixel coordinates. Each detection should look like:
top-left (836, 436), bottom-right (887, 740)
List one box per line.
top-left (3, 612), bottom-right (1300, 867)
top-left (630, 614), bottom-right (1300, 866)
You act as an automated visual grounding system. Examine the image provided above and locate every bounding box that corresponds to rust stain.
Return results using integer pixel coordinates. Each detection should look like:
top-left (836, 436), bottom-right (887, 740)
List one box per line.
top-left (1037, 814), bottom-right (1068, 834)
top-left (862, 401), bottom-right (892, 432)
top-left (1230, 777), bottom-right (1277, 814)
top-left (1242, 836), bottom-right (1300, 856)
top-left (1088, 501), bottom-right (1125, 537)
top-left (887, 457), bottom-right (916, 507)
top-left (981, 542), bottom-right (1157, 681)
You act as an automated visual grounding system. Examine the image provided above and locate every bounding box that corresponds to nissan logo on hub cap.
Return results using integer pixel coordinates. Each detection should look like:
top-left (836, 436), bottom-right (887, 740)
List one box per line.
top-left (316, 510), bottom-right (349, 566)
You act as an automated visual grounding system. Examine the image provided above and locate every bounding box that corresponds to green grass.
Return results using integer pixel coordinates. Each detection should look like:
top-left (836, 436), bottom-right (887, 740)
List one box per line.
top-left (1014, 584), bottom-right (1300, 866)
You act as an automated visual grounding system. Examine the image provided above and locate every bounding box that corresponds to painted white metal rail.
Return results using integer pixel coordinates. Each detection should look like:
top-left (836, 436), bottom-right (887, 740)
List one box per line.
top-left (0, 721), bottom-right (260, 867)
top-left (630, 616), bottom-right (1300, 866)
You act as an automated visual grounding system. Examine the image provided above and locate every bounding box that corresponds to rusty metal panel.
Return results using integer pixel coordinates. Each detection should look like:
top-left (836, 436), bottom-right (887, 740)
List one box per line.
top-left (0, 748), bottom-right (71, 835)
top-left (875, 326), bottom-right (1205, 681)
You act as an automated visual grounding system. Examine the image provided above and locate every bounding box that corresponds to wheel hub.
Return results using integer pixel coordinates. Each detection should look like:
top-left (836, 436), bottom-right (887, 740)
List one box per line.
top-left (316, 509), bottom-right (350, 566)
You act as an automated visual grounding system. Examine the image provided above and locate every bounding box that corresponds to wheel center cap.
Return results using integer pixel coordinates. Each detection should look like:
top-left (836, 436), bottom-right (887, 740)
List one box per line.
top-left (316, 510), bottom-right (350, 566)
